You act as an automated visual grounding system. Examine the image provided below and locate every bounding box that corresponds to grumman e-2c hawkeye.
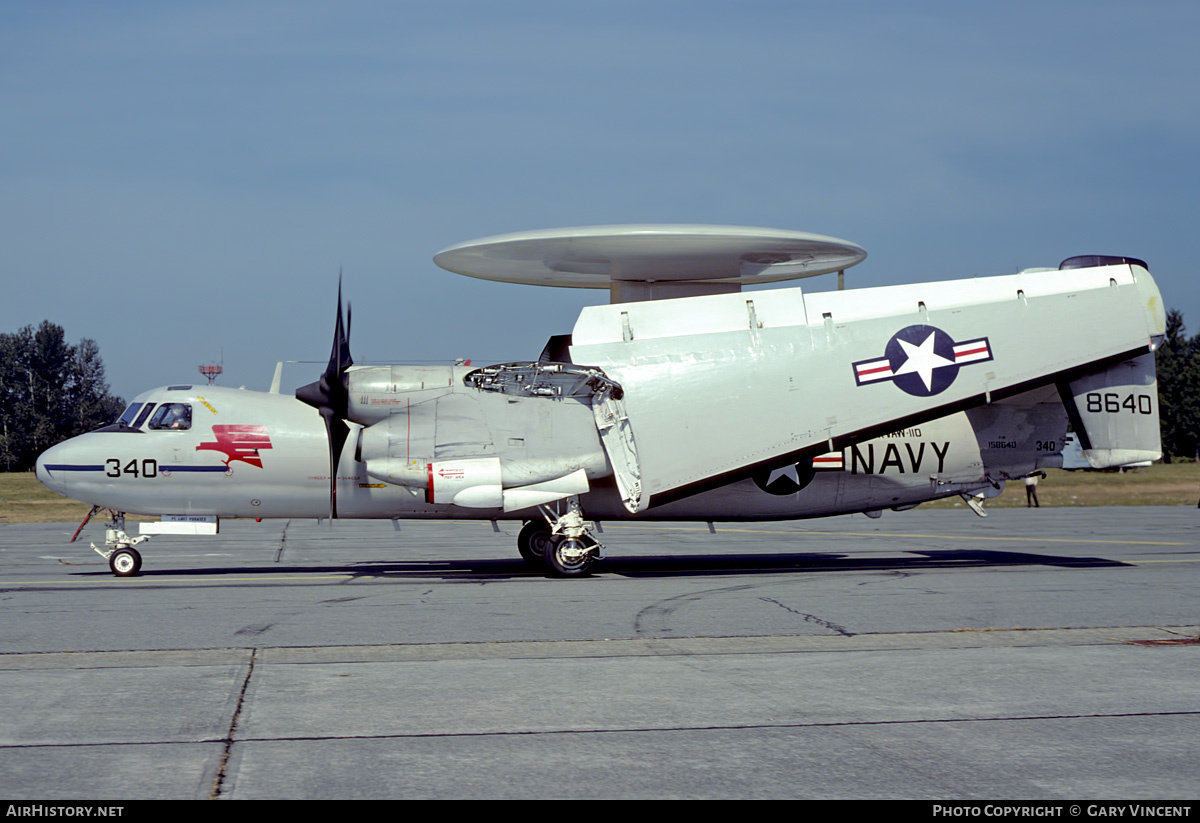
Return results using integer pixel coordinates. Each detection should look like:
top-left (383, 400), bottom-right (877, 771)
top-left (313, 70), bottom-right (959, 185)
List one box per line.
top-left (36, 226), bottom-right (1165, 576)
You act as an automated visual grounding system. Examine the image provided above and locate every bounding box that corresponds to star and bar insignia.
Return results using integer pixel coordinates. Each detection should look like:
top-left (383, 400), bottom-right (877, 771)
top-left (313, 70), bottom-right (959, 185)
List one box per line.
top-left (853, 325), bottom-right (993, 397)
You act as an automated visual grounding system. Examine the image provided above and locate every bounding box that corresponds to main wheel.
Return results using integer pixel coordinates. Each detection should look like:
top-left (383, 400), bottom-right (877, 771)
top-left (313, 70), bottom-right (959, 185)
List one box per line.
top-left (517, 521), bottom-right (552, 565)
top-left (543, 535), bottom-right (595, 577)
top-left (109, 547), bottom-right (142, 577)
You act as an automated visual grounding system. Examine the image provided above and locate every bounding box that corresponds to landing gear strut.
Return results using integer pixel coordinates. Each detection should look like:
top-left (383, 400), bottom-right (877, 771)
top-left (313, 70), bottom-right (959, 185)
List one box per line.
top-left (518, 497), bottom-right (604, 576)
top-left (90, 512), bottom-right (151, 577)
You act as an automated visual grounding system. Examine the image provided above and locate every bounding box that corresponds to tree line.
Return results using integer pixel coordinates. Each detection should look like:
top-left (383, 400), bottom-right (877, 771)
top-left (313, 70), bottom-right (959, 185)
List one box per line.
top-left (0, 321), bottom-right (125, 472)
top-left (1155, 309), bottom-right (1200, 462)
top-left (1, 311), bottom-right (1198, 472)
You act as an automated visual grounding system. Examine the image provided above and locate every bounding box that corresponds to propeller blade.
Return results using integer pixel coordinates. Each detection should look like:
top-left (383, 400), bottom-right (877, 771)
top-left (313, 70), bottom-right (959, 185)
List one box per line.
top-left (322, 409), bottom-right (350, 521)
top-left (297, 277), bottom-right (354, 520)
top-left (331, 279), bottom-right (353, 376)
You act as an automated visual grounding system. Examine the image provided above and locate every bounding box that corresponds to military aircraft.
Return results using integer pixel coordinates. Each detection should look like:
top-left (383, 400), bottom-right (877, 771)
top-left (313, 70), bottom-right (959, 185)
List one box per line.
top-left (35, 226), bottom-right (1165, 577)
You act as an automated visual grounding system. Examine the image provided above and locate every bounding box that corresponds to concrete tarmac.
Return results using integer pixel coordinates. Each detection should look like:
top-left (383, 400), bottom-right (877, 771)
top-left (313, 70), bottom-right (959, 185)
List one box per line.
top-left (1, 507), bottom-right (1197, 799)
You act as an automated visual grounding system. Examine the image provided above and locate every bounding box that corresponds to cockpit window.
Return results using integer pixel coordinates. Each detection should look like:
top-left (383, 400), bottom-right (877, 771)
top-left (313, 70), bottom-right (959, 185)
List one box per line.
top-left (117, 403), bottom-right (143, 427)
top-left (133, 403), bottom-right (156, 429)
top-left (148, 403), bottom-right (192, 431)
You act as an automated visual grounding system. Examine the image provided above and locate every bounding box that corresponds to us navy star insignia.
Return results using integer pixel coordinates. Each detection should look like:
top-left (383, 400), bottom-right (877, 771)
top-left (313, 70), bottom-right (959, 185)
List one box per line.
top-left (765, 464), bottom-right (801, 486)
top-left (852, 325), bottom-right (993, 397)
top-left (891, 331), bottom-right (957, 393)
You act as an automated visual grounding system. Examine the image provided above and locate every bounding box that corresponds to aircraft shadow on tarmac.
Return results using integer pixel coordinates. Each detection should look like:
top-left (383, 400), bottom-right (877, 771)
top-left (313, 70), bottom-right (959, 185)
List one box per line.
top-left (70, 548), bottom-right (1131, 582)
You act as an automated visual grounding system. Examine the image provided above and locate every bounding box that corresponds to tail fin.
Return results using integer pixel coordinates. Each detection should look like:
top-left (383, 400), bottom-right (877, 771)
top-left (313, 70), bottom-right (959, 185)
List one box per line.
top-left (1059, 353), bottom-right (1161, 468)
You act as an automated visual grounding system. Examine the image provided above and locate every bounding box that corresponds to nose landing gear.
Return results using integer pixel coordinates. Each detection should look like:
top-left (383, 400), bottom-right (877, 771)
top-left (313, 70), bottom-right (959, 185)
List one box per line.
top-left (88, 512), bottom-right (151, 577)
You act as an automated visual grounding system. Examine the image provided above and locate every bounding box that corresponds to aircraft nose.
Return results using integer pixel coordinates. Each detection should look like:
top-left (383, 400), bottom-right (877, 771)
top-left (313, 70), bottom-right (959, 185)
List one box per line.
top-left (35, 442), bottom-right (70, 497)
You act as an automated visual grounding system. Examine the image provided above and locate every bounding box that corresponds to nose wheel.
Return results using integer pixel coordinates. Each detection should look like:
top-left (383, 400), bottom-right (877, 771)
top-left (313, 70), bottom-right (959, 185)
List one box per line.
top-left (108, 547), bottom-right (142, 577)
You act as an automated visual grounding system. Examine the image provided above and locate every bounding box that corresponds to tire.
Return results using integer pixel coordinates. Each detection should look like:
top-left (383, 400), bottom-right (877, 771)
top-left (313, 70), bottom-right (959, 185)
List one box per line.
top-left (517, 521), bottom-right (552, 565)
top-left (109, 547), bottom-right (142, 577)
top-left (543, 535), bottom-right (595, 577)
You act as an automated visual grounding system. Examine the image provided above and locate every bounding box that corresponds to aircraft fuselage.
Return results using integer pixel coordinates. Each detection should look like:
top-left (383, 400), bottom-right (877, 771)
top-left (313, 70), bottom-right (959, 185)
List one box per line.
top-left (36, 382), bottom-right (1061, 522)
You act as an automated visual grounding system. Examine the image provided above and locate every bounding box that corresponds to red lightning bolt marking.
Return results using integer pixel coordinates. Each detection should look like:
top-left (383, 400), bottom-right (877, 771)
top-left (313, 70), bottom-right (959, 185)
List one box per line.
top-left (196, 425), bottom-right (273, 468)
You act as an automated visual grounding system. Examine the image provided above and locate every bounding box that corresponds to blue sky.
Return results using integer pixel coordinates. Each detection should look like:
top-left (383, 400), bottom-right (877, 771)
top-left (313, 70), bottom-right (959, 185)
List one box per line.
top-left (3, 1), bottom-right (1197, 401)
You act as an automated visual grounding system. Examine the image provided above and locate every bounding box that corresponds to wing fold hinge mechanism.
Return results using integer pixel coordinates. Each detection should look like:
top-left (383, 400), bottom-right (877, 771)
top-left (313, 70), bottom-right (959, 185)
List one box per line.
top-left (591, 379), bottom-right (645, 513)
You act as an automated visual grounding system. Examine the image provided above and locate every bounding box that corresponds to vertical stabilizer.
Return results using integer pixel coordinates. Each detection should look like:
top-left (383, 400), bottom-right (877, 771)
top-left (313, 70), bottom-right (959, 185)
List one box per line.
top-left (1060, 353), bottom-right (1161, 468)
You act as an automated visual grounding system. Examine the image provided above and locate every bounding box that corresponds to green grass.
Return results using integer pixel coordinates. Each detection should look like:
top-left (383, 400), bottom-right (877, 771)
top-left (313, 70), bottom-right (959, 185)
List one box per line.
top-left (0, 472), bottom-right (158, 524)
top-left (0, 471), bottom-right (95, 523)
top-left (924, 461), bottom-right (1200, 509)
top-left (3, 462), bottom-right (1198, 523)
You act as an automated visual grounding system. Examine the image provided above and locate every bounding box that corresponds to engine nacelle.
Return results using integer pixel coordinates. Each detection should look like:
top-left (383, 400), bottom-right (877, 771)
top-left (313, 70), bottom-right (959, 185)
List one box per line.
top-left (344, 365), bottom-right (468, 426)
top-left (353, 361), bottom-right (622, 510)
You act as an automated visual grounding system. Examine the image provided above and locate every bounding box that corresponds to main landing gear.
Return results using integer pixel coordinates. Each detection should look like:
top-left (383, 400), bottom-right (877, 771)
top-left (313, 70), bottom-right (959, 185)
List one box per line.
top-left (87, 511), bottom-right (151, 577)
top-left (516, 497), bottom-right (604, 576)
